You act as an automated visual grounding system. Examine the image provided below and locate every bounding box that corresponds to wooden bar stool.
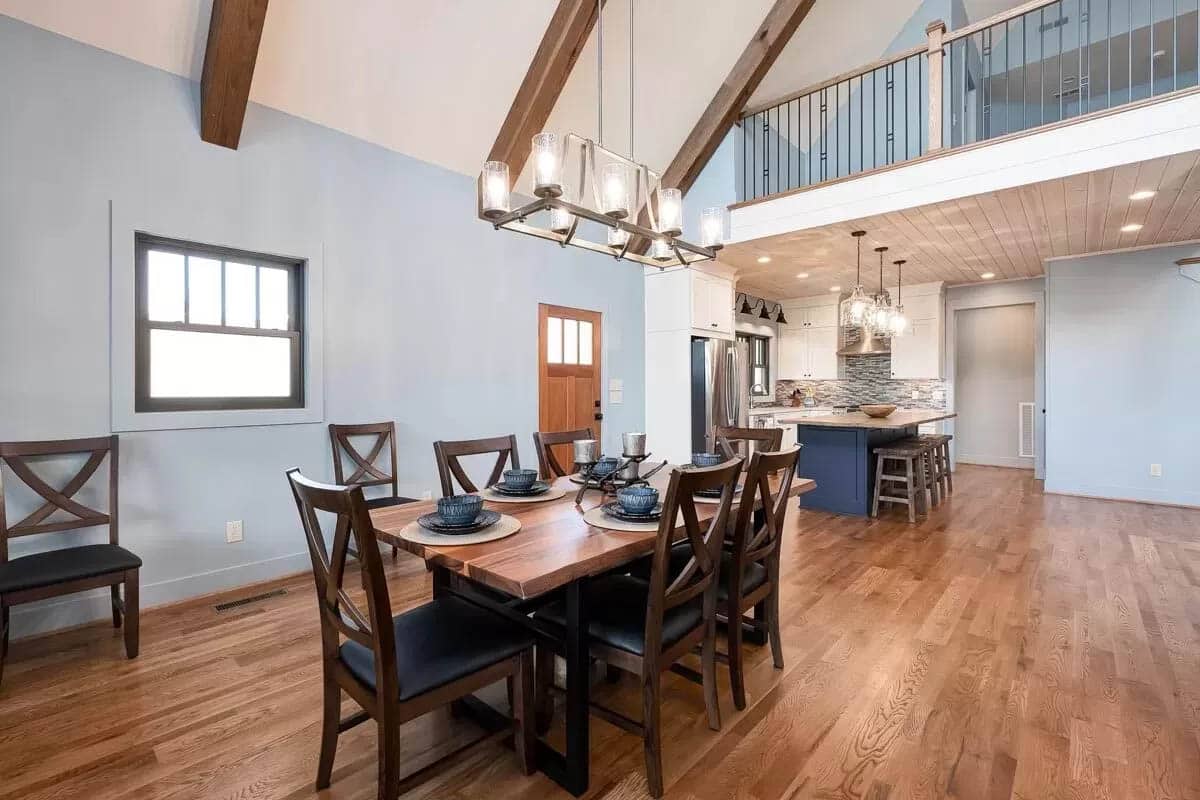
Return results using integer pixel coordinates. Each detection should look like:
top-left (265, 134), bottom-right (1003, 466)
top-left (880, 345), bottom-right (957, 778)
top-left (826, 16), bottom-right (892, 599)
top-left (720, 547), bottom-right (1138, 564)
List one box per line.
top-left (871, 439), bottom-right (932, 523)
top-left (917, 433), bottom-right (953, 502)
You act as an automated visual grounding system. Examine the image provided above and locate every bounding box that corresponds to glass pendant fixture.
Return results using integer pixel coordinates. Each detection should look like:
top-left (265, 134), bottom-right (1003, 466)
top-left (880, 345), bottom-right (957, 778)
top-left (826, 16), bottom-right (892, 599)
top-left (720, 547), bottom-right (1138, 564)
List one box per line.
top-left (549, 205), bottom-right (573, 234)
top-left (532, 132), bottom-right (563, 197)
top-left (607, 226), bottom-right (630, 248)
top-left (701, 207), bottom-right (725, 248)
top-left (602, 163), bottom-right (630, 219)
top-left (480, 161), bottom-right (511, 219)
top-left (650, 238), bottom-right (672, 261)
top-left (841, 230), bottom-right (873, 326)
top-left (889, 259), bottom-right (909, 336)
top-left (869, 246), bottom-right (894, 335)
top-left (657, 187), bottom-right (683, 237)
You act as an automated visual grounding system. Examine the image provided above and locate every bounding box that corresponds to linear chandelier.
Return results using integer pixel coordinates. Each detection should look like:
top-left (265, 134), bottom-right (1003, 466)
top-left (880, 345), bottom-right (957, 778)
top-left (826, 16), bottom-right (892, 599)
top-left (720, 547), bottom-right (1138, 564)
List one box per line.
top-left (477, 0), bottom-right (724, 268)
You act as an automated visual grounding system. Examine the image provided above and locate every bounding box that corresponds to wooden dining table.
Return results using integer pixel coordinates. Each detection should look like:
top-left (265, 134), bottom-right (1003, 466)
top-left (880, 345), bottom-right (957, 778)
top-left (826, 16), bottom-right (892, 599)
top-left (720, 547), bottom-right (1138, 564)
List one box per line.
top-left (372, 467), bottom-right (816, 796)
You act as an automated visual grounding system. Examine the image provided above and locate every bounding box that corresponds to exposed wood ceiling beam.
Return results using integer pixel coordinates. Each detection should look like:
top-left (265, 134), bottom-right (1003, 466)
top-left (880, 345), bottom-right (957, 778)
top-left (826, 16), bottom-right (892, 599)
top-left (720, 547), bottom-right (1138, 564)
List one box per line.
top-left (487, 0), bottom-right (603, 180)
top-left (200, 0), bottom-right (270, 149)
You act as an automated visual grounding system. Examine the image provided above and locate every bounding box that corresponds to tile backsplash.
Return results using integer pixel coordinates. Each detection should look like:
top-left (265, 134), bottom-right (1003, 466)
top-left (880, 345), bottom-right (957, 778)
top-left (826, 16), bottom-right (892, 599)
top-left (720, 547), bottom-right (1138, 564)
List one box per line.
top-left (771, 355), bottom-right (948, 409)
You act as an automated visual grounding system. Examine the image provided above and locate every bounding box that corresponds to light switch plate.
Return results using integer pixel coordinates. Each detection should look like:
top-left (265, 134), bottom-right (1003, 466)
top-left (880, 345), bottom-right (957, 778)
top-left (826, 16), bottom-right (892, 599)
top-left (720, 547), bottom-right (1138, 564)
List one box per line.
top-left (226, 520), bottom-right (243, 543)
top-left (609, 378), bottom-right (623, 392)
top-left (1151, 464), bottom-right (1163, 477)
top-left (609, 389), bottom-right (624, 404)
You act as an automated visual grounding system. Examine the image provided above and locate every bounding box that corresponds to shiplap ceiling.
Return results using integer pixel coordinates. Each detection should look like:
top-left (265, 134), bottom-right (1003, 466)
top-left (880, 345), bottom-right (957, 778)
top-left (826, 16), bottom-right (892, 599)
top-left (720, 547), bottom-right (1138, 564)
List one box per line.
top-left (724, 152), bottom-right (1200, 299)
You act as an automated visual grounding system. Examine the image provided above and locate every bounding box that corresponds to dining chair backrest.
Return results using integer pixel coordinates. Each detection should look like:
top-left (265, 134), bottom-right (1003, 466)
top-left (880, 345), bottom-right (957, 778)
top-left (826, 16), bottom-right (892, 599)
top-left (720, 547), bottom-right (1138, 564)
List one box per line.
top-left (432, 435), bottom-right (521, 497)
top-left (715, 426), bottom-right (783, 460)
top-left (0, 435), bottom-right (119, 563)
top-left (644, 458), bottom-right (743, 656)
top-left (728, 446), bottom-right (801, 576)
top-left (532, 428), bottom-right (594, 479)
top-left (328, 422), bottom-right (398, 498)
top-left (286, 469), bottom-right (399, 699)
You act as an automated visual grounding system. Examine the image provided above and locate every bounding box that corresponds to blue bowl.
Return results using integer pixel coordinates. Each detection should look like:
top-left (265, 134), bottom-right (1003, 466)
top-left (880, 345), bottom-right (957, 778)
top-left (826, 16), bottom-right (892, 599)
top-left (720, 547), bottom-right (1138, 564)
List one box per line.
top-left (692, 452), bottom-right (723, 467)
top-left (503, 468), bottom-right (539, 491)
top-left (591, 457), bottom-right (620, 477)
top-left (617, 486), bottom-right (659, 515)
top-left (436, 494), bottom-right (483, 526)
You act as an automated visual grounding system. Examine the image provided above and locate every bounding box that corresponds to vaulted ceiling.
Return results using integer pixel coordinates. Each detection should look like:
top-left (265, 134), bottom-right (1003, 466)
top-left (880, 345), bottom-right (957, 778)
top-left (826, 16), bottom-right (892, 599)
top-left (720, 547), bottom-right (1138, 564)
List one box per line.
top-left (0, 0), bottom-right (1031, 181)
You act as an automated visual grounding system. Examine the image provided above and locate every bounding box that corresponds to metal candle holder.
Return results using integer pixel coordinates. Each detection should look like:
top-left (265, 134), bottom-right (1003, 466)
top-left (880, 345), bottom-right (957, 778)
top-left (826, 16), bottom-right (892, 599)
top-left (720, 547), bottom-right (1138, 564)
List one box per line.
top-left (572, 451), bottom-right (668, 506)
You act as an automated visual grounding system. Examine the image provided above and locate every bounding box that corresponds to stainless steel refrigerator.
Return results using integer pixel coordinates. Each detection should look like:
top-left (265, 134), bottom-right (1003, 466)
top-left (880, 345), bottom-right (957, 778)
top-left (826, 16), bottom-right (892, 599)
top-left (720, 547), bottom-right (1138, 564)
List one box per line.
top-left (690, 337), bottom-right (749, 455)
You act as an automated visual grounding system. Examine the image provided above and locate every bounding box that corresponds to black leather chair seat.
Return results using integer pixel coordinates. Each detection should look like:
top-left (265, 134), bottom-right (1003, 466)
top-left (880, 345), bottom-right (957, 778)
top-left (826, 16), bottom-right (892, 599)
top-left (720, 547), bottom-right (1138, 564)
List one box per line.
top-left (629, 544), bottom-right (767, 603)
top-left (0, 544), bottom-right (142, 594)
top-left (532, 574), bottom-right (704, 656)
top-left (339, 595), bottom-right (534, 701)
top-left (364, 495), bottom-right (419, 510)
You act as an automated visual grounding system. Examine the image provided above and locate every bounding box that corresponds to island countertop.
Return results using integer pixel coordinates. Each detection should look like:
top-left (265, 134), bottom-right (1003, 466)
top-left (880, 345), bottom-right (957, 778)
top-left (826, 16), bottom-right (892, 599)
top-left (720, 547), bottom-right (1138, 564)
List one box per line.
top-left (793, 409), bottom-right (957, 430)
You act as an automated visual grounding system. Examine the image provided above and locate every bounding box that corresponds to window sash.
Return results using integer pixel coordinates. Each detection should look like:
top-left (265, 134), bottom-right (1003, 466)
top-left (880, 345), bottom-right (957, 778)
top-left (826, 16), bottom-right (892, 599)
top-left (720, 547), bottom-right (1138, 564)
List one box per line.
top-left (134, 234), bottom-right (305, 412)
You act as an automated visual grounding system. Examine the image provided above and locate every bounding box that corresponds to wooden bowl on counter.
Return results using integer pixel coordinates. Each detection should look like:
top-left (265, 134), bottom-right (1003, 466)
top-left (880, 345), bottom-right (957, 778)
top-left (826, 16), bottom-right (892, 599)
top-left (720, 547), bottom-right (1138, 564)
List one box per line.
top-left (860, 404), bottom-right (897, 418)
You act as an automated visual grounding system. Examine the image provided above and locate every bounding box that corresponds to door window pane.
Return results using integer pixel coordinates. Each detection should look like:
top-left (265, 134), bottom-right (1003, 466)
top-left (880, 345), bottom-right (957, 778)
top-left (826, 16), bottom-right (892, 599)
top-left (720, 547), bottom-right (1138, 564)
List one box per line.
top-left (147, 250), bottom-right (184, 322)
top-left (563, 319), bottom-right (579, 365)
top-left (259, 267), bottom-right (290, 330)
top-left (224, 262), bottom-right (257, 327)
top-left (187, 256), bottom-right (222, 325)
top-left (149, 329), bottom-right (291, 398)
top-left (578, 321), bottom-right (593, 365)
top-left (547, 316), bottom-right (563, 363)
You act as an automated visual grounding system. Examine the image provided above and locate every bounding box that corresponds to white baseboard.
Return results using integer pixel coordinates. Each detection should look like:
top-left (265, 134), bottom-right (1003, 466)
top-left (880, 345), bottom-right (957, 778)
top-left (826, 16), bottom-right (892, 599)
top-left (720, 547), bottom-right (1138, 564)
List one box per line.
top-left (10, 551), bottom-right (312, 640)
top-left (1043, 482), bottom-right (1200, 510)
top-left (957, 454), bottom-right (1034, 470)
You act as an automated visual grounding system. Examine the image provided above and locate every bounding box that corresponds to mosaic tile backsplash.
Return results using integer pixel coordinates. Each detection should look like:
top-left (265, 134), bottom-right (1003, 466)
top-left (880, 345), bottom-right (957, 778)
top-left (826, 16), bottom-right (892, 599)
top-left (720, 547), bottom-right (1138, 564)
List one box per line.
top-left (769, 355), bottom-right (948, 409)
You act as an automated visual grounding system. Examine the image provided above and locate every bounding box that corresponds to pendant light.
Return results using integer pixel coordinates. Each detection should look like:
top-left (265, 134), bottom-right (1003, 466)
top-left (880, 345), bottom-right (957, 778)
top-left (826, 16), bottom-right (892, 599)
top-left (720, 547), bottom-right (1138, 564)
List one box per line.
top-left (738, 293), bottom-right (755, 315)
top-left (870, 246), bottom-right (894, 335)
top-left (759, 299), bottom-right (772, 320)
top-left (889, 260), bottom-right (909, 336)
top-left (841, 230), bottom-right (873, 326)
top-left (775, 304), bottom-right (788, 324)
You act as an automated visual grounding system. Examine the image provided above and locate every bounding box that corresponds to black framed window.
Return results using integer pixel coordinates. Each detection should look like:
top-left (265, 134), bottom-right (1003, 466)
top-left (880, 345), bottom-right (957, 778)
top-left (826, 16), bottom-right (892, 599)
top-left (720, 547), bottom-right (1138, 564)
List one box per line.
top-left (740, 334), bottom-right (771, 397)
top-left (134, 233), bottom-right (305, 412)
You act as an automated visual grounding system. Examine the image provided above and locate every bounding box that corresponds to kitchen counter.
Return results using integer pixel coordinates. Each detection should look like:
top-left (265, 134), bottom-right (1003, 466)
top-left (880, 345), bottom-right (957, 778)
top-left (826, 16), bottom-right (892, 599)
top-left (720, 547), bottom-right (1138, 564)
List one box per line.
top-left (794, 410), bottom-right (956, 430)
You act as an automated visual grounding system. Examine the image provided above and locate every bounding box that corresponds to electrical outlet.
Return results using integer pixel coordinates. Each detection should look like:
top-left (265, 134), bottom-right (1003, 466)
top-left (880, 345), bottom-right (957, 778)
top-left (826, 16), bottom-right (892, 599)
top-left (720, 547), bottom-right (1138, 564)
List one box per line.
top-left (1150, 464), bottom-right (1163, 477)
top-left (225, 520), bottom-right (244, 543)
top-left (421, 490), bottom-right (433, 500)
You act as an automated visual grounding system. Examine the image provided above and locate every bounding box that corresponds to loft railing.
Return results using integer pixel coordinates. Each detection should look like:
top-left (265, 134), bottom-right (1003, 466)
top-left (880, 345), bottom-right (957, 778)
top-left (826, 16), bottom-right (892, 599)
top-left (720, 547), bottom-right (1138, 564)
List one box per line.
top-left (737, 0), bottom-right (1200, 203)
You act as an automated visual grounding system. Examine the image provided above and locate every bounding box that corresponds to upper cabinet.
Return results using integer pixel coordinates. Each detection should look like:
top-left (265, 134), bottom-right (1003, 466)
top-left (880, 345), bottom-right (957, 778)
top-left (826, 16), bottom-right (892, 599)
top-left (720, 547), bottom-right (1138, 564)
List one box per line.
top-left (690, 271), bottom-right (734, 337)
top-left (645, 267), bottom-right (735, 340)
top-left (776, 296), bottom-right (840, 380)
top-left (889, 283), bottom-right (945, 379)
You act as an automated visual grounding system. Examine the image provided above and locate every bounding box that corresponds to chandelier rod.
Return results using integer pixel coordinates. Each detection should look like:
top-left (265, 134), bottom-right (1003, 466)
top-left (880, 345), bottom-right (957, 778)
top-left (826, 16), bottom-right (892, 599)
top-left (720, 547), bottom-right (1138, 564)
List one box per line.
top-left (596, 0), bottom-right (603, 147)
top-left (629, 0), bottom-right (634, 160)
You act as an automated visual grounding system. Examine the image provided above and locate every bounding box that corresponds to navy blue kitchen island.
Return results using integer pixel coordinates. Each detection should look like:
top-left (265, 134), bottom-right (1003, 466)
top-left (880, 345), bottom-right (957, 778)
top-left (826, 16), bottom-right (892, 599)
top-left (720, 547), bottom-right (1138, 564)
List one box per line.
top-left (793, 410), bottom-right (956, 516)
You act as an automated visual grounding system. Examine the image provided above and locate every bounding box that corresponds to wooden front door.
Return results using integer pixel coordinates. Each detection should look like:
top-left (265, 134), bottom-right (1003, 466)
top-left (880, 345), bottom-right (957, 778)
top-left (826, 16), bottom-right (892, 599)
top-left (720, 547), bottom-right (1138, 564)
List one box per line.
top-left (538, 304), bottom-right (602, 467)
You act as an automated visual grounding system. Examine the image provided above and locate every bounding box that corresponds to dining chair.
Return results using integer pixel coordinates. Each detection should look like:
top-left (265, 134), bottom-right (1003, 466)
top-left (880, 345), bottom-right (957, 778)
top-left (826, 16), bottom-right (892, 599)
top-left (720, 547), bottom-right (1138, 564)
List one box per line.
top-left (286, 469), bottom-right (536, 799)
top-left (533, 458), bottom-right (743, 798)
top-left (432, 435), bottom-right (521, 497)
top-left (329, 421), bottom-right (419, 558)
top-left (532, 428), bottom-right (594, 480)
top-left (722, 446), bottom-right (800, 710)
top-left (715, 426), bottom-right (783, 459)
top-left (0, 436), bottom-right (140, 686)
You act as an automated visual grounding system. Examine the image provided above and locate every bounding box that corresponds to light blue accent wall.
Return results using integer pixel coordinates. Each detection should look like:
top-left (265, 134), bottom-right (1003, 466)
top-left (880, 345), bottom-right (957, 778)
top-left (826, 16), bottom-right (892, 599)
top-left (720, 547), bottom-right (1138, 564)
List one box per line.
top-left (0, 16), bottom-right (645, 636)
top-left (1045, 245), bottom-right (1200, 506)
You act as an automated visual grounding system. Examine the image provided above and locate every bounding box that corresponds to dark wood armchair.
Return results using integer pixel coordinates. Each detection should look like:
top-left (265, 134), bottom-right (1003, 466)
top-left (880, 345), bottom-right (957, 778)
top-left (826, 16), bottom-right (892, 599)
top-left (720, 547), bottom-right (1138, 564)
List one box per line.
top-left (715, 425), bottom-right (783, 459)
top-left (533, 459), bottom-right (743, 797)
top-left (432, 435), bottom-right (521, 497)
top-left (722, 446), bottom-right (800, 710)
top-left (286, 469), bottom-right (536, 799)
top-left (532, 428), bottom-right (594, 479)
top-left (329, 422), bottom-right (419, 558)
top-left (0, 436), bottom-right (140, 686)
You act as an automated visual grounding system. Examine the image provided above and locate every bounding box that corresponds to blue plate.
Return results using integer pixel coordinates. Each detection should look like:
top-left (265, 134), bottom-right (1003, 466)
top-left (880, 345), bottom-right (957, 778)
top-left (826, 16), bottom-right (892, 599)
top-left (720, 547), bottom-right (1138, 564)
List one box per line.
top-left (417, 509), bottom-right (501, 534)
top-left (601, 501), bottom-right (663, 523)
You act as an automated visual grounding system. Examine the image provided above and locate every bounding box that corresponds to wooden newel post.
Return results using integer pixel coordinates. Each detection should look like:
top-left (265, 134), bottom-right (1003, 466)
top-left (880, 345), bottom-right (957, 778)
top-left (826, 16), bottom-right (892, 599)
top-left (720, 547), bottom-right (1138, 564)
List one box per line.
top-left (925, 20), bottom-right (946, 152)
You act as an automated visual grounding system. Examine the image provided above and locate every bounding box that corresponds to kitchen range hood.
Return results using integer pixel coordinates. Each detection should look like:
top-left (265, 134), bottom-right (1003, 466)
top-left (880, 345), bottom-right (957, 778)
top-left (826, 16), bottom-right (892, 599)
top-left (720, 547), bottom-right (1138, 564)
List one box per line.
top-left (836, 326), bottom-right (891, 357)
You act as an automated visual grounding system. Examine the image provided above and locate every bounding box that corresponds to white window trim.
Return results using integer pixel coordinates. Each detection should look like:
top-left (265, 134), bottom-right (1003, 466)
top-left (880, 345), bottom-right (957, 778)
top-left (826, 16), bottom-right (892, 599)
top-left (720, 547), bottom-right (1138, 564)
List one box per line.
top-left (110, 201), bottom-right (325, 432)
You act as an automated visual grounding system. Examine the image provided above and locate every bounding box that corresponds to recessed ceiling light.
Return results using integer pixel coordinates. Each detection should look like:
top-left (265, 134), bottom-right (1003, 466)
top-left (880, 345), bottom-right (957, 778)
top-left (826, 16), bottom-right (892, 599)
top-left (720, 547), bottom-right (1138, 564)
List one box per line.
top-left (980, 272), bottom-right (996, 279)
top-left (756, 256), bottom-right (771, 264)
top-left (796, 272), bottom-right (809, 279)
top-left (1129, 190), bottom-right (1156, 201)
top-left (829, 285), bottom-right (842, 292)
top-left (1121, 223), bottom-right (1143, 233)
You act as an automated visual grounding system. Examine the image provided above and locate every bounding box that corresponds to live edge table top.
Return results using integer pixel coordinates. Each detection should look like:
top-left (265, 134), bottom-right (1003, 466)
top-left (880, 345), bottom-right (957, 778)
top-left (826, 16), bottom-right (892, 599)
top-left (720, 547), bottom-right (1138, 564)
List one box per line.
top-left (372, 470), bottom-right (816, 601)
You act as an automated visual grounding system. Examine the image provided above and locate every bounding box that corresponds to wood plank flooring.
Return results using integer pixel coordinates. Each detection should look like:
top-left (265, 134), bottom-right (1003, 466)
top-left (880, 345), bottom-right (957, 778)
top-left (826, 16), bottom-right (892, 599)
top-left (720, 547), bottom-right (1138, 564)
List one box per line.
top-left (4, 465), bottom-right (1200, 799)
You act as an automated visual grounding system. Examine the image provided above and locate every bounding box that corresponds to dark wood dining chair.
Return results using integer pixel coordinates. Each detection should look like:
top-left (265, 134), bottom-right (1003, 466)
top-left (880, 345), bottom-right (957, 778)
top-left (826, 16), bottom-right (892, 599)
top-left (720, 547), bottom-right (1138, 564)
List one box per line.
top-left (722, 446), bottom-right (800, 710)
top-left (715, 426), bottom-right (783, 459)
top-left (286, 469), bottom-right (536, 799)
top-left (0, 436), bottom-right (140, 686)
top-left (532, 428), bottom-right (594, 479)
top-left (432, 435), bottom-right (521, 497)
top-left (329, 422), bottom-right (419, 558)
top-left (533, 459), bottom-right (743, 798)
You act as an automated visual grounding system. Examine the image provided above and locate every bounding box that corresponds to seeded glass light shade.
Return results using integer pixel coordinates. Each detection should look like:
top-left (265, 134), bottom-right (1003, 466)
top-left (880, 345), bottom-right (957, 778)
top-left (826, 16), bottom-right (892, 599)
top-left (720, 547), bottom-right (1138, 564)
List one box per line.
top-left (607, 226), bottom-right (629, 248)
top-left (844, 286), bottom-right (872, 325)
top-left (889, 306), bottom-right (908, 336)
top-left (532, 133), bottom-right (563, 197)
top-left (869, 294), bottom-right (894, 335)
top-left (657, 188), bottom-right (683, 236)
top-left (602, 163), bottom-right (630, 219)
top-left (701, 207), bottom-right (725, 248)
top-left (549, 205), bottom-right (573, 234)
top-left (481, 161), bottom-right (510, 219)
top-left (650, 238), bottom-right (672, 261)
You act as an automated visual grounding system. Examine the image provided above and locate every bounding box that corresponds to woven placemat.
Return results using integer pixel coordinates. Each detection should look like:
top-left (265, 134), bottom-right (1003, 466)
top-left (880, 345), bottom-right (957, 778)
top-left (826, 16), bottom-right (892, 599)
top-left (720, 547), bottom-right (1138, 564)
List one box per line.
top-left (397, 514), bottom-right (521, 546)
top-left (481, 485), bottom-right (568, 504)
top-left (581, 505), bottom-right (682, 532)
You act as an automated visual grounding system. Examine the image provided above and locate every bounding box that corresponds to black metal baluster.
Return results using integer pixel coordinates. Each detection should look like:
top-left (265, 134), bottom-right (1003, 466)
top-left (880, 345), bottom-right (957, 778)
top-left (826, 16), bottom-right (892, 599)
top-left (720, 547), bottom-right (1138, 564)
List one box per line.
top-left (859, 73), bottom-right (865, 172)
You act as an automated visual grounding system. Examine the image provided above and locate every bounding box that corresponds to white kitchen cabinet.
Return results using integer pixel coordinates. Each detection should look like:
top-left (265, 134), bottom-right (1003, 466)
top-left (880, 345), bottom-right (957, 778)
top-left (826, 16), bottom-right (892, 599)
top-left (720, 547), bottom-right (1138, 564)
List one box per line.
top-left (778, 327), bottom-right (839, 379)
top-left (689, 271), bottom-right (734, 337)
top-left (645, 268), bottom-right (735, 340)
top-left (891, 318), bottom-right (941, 379)
top-left (784, 299), bottom-right (839, 328)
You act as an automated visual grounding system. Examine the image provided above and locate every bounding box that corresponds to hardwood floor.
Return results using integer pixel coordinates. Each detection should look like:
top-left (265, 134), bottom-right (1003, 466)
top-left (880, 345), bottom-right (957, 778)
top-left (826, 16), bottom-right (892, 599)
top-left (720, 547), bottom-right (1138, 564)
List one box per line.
top-left (4, 465), bottom-right (1200, 799)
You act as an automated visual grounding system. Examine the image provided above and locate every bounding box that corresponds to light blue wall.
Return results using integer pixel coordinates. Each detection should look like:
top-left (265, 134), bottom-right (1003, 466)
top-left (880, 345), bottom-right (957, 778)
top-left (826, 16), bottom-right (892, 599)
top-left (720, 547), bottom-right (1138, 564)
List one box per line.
top-left (1045, 246), bottom-right (1200, 505)
top-left (0, 16), bottom-right (645, 636)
